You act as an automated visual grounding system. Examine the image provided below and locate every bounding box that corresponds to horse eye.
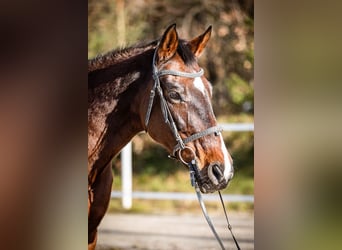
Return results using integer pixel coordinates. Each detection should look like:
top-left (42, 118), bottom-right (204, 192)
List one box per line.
top-left (169, 91), bottom-right (182, 101)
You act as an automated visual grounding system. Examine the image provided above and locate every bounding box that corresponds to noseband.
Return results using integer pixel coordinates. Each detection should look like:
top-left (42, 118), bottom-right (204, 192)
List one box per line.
top-left (145, 46), bottom-right (222, 159)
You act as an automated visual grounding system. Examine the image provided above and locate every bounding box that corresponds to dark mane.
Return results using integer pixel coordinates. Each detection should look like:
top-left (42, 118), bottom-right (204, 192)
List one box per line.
top-left (88, 40), bottom-right (158, 72)
top-left (88, 39), bottom-right (196, 73)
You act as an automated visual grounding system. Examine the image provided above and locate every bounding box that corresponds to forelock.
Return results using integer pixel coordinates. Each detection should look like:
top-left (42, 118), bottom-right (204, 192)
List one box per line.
top-left (177, 40), bottom-right (196, 66)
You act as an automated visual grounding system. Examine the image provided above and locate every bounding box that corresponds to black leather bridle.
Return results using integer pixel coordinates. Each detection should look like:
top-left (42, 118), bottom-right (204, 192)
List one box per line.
top-left (144, 45), bottom-right (241, 250)
top-left (144, 46), bottom-right (222, 159)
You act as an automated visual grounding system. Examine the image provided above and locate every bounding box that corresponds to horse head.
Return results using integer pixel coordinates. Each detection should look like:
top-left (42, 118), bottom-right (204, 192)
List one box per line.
top-left (141, 24), bottom-right (234, 193)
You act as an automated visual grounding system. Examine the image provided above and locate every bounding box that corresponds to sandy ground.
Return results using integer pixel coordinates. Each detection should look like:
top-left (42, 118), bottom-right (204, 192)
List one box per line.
top-left (96, 211), bottom-right (254, 250)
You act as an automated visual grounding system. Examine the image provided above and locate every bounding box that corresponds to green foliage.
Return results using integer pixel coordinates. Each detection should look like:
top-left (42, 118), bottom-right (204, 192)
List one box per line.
top-left (226, 73), bottom-right (254, 106)
top-left (225, 132), bottom-right (254, 172)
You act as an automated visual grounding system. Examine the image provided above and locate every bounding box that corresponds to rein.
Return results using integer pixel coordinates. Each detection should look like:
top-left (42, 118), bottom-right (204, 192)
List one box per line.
top-left (189, 160), bottom-right (241, 250)
top-left (145, 46), bottom-right (241, 249)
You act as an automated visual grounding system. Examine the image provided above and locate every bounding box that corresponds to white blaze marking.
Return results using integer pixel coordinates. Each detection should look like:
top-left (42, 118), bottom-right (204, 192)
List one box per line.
top-left (193, 77), bottom-right (205, 94)
top-left (220, 135), bottom-right (234, 180)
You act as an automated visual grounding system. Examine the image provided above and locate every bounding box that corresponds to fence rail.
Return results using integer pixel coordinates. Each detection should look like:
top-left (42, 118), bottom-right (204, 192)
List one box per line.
top-left (119, 123), bottom-right (254, 209)
top-left (111, 191), bottom-right (254, 202)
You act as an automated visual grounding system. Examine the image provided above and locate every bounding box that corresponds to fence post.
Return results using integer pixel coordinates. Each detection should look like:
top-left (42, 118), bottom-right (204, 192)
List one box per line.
top-left (121, 142), bottom-right (132, 209)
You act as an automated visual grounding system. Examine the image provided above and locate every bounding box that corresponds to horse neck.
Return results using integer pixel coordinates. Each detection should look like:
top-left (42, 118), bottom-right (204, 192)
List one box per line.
top-left (88, 49), bottom-right (154, 170)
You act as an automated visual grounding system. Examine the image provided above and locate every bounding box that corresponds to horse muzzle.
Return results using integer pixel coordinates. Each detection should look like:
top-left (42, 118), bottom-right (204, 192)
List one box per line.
top-left (198, 162), bottom-right (234, 193)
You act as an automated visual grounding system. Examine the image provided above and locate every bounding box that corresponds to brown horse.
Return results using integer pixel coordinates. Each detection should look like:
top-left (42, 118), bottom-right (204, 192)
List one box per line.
top-left (88, 24), bottom-right (234, 250)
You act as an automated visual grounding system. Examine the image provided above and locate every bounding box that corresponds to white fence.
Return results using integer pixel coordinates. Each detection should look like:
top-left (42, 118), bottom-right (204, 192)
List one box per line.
top-left (116, 123), bottom-right (254, 209)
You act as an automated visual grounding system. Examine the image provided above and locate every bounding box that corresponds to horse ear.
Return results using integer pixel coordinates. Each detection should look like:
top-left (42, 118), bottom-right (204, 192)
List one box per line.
top-left (188, 26), bottom-right (212, 57)
top-left (157, 23), bottom-right (179, 63)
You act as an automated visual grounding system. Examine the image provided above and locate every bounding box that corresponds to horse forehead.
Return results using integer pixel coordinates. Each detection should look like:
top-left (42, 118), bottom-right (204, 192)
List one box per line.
top-left (163, 57), bottom-right (208, 94)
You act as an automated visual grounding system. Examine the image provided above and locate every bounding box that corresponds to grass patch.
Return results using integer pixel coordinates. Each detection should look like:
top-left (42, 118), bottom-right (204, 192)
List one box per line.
top-left (113, 167), bottom-right (253, 194)
top-left (108, 198), bottom-right (254, 215)
top-left (109, 165), bottom-right (253, 214)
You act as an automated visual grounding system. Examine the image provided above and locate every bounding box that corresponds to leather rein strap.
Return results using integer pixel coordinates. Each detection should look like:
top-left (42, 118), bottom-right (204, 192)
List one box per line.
top-left (189, 160), bottom-right (241, 250)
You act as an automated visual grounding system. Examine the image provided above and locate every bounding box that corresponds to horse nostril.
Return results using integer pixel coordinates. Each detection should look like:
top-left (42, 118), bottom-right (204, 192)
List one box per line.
top-left (212, 164), bottom-right (224, 181)
top-left (208, 163), bottom-right (224, 185)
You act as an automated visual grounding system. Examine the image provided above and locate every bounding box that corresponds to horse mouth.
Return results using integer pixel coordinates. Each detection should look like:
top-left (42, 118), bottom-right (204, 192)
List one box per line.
top-left (197, 163), bottom-right (234, 193)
